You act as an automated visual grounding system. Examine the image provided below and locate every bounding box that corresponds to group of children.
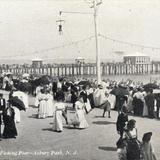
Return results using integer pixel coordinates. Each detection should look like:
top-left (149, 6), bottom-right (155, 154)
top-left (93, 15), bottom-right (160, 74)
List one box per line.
top-left (116, 106), bottom-right (157, 160)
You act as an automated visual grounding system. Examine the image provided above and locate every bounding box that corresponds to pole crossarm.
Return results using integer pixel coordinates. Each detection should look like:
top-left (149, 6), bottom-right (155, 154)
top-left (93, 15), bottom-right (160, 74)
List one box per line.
top-left (60, 11), bottom-right (93, 15)
top-left (90, 0), bottom-right (102, 8)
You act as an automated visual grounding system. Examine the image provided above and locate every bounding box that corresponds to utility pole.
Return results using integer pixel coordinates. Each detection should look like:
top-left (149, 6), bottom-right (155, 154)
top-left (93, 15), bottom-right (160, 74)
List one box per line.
top-left (92, 0), bottom-right (102, 84)
top-left (58, 0), bottom-right (102, 83)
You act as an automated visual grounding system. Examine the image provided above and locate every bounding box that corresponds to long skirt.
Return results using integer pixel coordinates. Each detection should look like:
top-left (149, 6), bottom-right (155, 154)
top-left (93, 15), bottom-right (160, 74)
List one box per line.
top-left (38, 101), bottom-right (48, 118)
top-left (76, 109), bottom-right (89, 129)
top-left (126, 139), bottom-right (141, 160)
top-left (108, 94), bottom-right (116, 109)
top-left (143, 101), bottom-right (148, 117)
top-left (84, 99), bottom-right (92, 113)
top-left (88, 94), bottom-right (95, 108)
top-left (53, 110), bottom-right (63, 131)
top-left (133, 99), bottom-right (144, 116)
top-left (46, 100), bottom-right (55, 117)
top-left (67, 108), bottom-right (79, 126)
top-left (127, 96), bottom-right (133, 112)
top-left (3, 115), bottom-right (17, 138)
top-left (12, 107), bottom-right (20, 123)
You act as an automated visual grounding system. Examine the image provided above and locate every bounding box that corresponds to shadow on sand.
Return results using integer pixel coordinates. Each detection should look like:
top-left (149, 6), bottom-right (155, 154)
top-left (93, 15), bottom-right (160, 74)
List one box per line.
top-left (42, 128), bottom-right (64, 133)
top-left (42, 128), bottom-right (54, 132)
top-left (92, 121), bottom-right (116, 125)
top-left (98, 146), bottom-right (117, 152)
top-left (28, 114), bottom-right (38, 119)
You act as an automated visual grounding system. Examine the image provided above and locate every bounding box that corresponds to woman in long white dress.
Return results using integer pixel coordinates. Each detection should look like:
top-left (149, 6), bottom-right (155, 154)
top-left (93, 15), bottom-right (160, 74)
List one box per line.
top-left (93, 85), bottom-right (106, 107)
top-left (52, 92), bottom-right (66, 132)
top-left (46, 92), bottom-right (55, 117)
top-left (35, 89), bottom-right (48, 119)
top-left (74, 94), bottom-right (89, 129)
top-left (143, 91), bottom-right (149, 117)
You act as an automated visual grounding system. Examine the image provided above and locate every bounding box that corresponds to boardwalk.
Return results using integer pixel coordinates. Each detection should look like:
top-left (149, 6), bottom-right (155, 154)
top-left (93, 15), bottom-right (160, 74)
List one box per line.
top-left (0, 93), bottom-right (160, 160)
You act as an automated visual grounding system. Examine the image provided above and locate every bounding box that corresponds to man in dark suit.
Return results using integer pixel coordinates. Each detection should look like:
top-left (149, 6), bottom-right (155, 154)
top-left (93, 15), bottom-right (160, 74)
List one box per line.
top-left (145, 89), bottom-right (155, 118)
top-left (0, 93), bottom-right (6, 140)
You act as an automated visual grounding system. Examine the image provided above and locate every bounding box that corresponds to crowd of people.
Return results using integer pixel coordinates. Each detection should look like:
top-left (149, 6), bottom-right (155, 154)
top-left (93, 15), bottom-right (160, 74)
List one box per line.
top-left (0, 73), bottom-right (159, 159)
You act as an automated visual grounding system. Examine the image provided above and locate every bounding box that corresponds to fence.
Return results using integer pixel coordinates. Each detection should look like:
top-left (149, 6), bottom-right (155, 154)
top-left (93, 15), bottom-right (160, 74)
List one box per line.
top-left (1, 62), bottom-right (160, 77)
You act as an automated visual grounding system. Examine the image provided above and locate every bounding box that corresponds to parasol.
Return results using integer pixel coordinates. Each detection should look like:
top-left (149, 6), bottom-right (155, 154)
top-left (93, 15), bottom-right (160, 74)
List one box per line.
top-left (8, 97), bottom-right (25, 111)
top-left (78, 81), bottom-right (91, 86)
top-left (143, 83), bottom-right (159, 90)
top-left (110, 86), bottom-right (129, 97)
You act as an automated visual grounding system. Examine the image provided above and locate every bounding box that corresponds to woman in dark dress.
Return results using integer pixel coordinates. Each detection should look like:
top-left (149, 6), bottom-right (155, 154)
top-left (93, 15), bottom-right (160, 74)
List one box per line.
top-left (155, 93), bottom-right (160, 119)
top-left (124, 119), bottom-right (141, 160)
top-left (3, 103), bottom-right (17, 138)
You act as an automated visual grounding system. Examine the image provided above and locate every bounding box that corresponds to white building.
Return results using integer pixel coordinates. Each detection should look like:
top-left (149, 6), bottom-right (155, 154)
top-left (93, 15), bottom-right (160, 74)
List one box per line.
top-left (32, 58), bottom-right (43, 67)
top-left (75, 57), bottom-right (85, 64)
top-left (123, 52), bottom-right (150, 64)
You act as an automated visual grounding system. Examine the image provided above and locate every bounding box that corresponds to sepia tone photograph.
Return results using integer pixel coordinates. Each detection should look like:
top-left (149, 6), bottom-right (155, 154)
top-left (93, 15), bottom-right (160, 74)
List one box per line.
top-left (0, 0), bottom-right (160, 160)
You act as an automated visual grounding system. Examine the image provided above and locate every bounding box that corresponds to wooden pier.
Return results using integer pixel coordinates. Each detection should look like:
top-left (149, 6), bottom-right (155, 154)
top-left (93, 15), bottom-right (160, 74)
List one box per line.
top-left (0, 61), bottom-right (160, 77)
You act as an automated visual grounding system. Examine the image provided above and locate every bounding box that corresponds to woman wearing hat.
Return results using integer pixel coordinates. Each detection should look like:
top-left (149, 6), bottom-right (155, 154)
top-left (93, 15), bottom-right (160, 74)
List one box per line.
top-left (35, 88), bottom-right (48, 119)
top-left (74, 92), bottom-right (89, 129)
top-left (3, 102), bottom-right (17, 138)
top-left (141, 132), bottom-right (157, 160)
top-left (52, 91), bottom-right (67, 132)
top-left (93, 84), bottom-right (106, 107)
top-left (124, 119), bottom-right (141, 160)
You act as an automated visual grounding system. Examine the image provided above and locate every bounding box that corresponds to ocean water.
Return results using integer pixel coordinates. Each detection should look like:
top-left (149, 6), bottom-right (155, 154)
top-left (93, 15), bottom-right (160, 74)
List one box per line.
top-left (103, 74), bottom-right (160, 83)
top-left (79, 74), bottom-right (160, 84)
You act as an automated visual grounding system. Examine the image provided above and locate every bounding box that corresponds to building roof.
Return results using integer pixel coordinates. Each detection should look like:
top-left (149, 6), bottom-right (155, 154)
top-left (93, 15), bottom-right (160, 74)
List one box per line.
top-left (75, 57), bottom-right (84, 60)
top-left (124, 52), bottom-right (149, 57)
top-left (32, 58), bottom-right (43, 61)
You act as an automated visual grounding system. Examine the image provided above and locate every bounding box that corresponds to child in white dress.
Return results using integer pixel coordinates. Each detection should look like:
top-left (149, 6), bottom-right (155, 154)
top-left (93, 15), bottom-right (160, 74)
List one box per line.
top-left (74, 93), bottom-right (89, 129)
top-left (52, 91), bottom-right (67, 132)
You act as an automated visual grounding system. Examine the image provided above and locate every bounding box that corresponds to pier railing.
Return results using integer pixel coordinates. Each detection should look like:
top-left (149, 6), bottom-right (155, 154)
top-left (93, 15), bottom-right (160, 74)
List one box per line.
top-left (0, 61), bottom-right (160, 77)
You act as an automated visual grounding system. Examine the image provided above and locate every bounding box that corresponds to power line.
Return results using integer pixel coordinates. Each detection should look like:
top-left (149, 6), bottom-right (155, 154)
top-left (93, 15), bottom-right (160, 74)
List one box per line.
top-left (0, 35), bottom-right (95, 59)
top-left (99, 34), bottom-right (160, 50)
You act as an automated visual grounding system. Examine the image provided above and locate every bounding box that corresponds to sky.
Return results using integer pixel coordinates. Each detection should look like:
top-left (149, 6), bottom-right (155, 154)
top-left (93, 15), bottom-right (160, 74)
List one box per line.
top-left (0, 0), bottom-right (160, 63)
